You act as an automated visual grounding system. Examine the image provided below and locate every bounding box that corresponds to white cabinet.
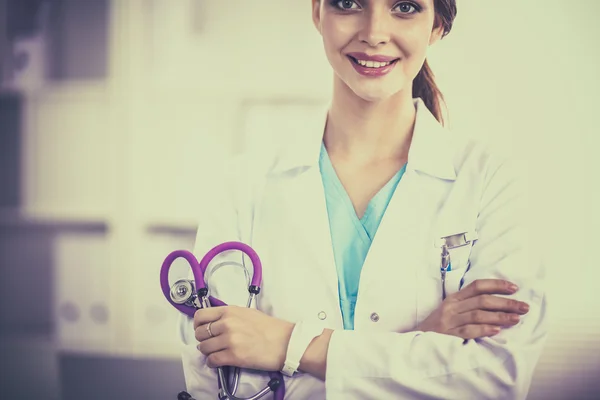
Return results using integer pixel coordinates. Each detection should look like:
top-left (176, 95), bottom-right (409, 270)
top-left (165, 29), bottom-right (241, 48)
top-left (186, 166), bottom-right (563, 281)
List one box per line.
top-left (130, 232), bottom-right (195, 357)
top-left (54, 232), bottom-right (112, 353)
top-left (22, 87), bottom-right (116, 220)
top-left (130, 96), bottom-right (238, 225)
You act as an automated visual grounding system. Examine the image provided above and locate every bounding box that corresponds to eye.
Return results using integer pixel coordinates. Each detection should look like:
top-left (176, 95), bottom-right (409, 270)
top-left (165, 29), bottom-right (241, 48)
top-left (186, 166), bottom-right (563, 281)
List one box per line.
top-left (393, 1), bottom-right (420, 14)
top-left (334, 0), bottom-right (361, 10)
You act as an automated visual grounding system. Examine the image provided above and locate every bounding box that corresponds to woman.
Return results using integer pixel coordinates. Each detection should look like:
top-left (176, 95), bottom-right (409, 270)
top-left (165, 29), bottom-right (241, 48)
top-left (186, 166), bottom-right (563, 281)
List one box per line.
top-left (178, 0), bottom-right (548, 398)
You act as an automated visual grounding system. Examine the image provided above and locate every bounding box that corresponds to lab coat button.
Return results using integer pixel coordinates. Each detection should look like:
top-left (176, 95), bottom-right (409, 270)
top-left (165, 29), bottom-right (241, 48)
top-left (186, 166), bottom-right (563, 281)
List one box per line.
top-left (317, 311), bottom-right (327, 320)
top-left (370, 312), bottom-right (380, 322)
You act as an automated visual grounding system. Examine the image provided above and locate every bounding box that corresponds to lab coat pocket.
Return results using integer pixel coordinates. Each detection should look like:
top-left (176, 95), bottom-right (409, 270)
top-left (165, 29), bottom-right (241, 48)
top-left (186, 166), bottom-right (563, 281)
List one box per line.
top-left (181, 343), bottom-right (220, 398)
top-left (444, 270), bottom-right (467, 297)
top-left (433, 232), bottom-right (477, 297)
top-left (443, 249), bottom-right (471, 296)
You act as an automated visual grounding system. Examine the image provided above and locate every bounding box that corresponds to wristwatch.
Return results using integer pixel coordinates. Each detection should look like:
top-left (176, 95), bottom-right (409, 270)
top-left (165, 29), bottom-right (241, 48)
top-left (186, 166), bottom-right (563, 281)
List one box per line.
top-left (281, 321), bottom-right (324, 377)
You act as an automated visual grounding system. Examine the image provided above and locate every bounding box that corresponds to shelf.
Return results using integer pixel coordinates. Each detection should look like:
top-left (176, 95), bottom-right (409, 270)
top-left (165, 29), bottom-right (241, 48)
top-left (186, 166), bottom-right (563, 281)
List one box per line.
top-left (0, 208), bottom-right (109, 232)
top-left (1, 81), bottom-right (108, 100)
top-left (0, 208), bottom-right (206, 236)
top-left (0, 331), bottom-right (56, 348)
top-left (54, 341), bottom-right (182, 360)
top-left (145, 221), bottom-right (197, 236)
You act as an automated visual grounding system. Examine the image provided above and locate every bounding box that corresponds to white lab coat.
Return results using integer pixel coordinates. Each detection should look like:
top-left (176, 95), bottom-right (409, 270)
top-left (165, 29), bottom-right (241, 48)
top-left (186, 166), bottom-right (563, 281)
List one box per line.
top-left (178, 98), bottom-right (548, 400)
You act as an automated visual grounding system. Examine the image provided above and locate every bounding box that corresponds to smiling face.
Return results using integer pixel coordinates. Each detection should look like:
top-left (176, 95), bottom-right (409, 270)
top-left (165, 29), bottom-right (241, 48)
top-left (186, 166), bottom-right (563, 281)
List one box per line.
top-left (312, 0), bottom-right (443, 102)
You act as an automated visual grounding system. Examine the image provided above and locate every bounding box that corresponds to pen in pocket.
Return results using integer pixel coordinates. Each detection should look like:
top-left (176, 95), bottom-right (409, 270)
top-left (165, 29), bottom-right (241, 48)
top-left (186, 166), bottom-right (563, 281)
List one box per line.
top-left (440, 244), bottom-right (452, 300)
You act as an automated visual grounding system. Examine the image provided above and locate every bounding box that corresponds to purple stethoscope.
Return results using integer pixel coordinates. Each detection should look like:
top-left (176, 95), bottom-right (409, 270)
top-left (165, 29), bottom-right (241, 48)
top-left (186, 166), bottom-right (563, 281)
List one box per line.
top-left (160, 241), bottom-right (285, 400)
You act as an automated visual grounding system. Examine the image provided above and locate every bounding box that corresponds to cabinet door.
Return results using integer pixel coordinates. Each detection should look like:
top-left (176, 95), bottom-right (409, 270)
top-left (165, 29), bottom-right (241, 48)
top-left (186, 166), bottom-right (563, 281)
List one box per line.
top-left (23, 93), bottom-right (115, 220)
top-left (54, 232), bottom-right (112, 353)
top-left (131, 232), bottom-right (195, 356)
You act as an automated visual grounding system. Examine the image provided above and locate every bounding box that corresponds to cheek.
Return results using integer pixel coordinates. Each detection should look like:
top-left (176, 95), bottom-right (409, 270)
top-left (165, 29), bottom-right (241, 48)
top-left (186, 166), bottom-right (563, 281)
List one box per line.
top-left (320, 18), bottom-right (354, 57)
top-left (397, 23), bottom-right (431, 56)
top-left (395, 26), bottom-right (432, 71)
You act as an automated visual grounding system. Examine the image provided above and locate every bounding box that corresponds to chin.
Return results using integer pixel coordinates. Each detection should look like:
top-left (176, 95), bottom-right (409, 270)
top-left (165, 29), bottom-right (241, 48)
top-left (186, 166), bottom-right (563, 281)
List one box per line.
top-left (349, 84), bottom-right (402, 103)
top-left (340, 72), bottom-right (409, 103)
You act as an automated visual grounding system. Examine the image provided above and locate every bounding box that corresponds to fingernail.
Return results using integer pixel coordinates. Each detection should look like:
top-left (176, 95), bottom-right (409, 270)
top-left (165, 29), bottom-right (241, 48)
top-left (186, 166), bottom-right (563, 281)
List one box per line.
top-left (520, 303), bottom-right (530, 313)
top-left (510, 314), bottom-right (520, 322)
top-left (491, 327), bottom-right (501, 334)
top-left (508, 284), bottom-right (519, 292)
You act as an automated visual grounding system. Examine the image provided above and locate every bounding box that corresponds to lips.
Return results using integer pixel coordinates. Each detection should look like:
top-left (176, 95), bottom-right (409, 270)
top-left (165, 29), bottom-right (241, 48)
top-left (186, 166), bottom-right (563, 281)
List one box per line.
top-left (347, 56), bottom-right (399, 69)
top-left (346, 52), bottom-right (400, 63)
top-left (346, 53), bottom-right (400, 77)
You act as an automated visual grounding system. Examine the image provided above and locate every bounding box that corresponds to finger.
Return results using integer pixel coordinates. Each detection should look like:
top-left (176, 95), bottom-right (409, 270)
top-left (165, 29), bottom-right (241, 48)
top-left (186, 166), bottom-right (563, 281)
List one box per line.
top-left (452, 279), bottom-right (518, 301)
top-left (195, 320), bottom-right (224, 342)
top-left (455, 294), bottom-right (530, 315)
top-left (193, 307), bottom-right (227, 329)
top-left (447, 324), bottom-right (502, 340)
top-left (206, 350), bottom-right (233, 368)
top-left (197, 335), bottom-right (229, 356)
top-left (455, 310), bottom-right (521, 327)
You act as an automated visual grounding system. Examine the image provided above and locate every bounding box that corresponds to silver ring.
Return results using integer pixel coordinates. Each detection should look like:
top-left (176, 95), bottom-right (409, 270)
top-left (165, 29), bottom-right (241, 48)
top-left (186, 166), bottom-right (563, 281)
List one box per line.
top-left (206, 321), bottom-right (214, 338)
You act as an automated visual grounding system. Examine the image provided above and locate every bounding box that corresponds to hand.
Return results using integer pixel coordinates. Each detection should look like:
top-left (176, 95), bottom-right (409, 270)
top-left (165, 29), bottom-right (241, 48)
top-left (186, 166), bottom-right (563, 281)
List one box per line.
top-left (194, 306), bottom-right (295, 371)
top-left (416, 279), bottom-right (530, 340)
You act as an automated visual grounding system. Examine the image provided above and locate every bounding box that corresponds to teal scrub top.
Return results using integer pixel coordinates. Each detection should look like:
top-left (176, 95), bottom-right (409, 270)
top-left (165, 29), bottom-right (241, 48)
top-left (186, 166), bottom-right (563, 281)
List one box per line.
top-left (319, 143), bottom-right (407, 330)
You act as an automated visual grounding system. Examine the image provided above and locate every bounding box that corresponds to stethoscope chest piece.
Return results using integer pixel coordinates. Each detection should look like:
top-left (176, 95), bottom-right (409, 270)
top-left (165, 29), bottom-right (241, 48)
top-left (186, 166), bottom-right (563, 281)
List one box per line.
top-left (170, 279), bottom-right (196, 305)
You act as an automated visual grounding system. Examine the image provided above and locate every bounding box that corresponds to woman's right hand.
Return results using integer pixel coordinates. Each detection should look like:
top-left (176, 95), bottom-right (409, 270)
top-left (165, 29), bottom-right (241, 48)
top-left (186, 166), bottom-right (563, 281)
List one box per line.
top-left (416, 279), bottom-right (530, 340)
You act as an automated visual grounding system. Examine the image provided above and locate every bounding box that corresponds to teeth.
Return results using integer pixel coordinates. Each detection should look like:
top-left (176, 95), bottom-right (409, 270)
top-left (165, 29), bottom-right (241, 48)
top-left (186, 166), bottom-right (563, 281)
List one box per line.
top-left (356, 59), bottom-right (392, 68)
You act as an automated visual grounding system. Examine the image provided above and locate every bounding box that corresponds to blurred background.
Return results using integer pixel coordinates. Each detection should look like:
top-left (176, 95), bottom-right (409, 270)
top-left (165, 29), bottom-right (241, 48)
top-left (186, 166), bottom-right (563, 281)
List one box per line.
top-left (0, 0), bottom-right (598, 399)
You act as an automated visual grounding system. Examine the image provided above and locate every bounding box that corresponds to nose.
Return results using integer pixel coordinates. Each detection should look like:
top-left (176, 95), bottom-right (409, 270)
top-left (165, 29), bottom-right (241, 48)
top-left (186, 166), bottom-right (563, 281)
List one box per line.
top-left (358, 8), bottom-right (391, 47)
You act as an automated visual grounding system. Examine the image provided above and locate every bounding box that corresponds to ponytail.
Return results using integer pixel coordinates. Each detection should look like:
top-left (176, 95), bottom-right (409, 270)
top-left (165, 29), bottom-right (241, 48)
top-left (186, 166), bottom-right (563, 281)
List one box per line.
top-left (413, 0), bottom-right (458, 127)
top-left (412, 60), bottom-right (446, 126)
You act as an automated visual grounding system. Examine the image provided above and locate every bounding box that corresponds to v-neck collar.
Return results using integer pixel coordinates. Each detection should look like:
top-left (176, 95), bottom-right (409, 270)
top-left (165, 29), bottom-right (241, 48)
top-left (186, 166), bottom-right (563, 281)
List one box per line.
top-left (360, 162), bottom-right (406, 226)
top-left (319, 142), bottom-right (406, 239)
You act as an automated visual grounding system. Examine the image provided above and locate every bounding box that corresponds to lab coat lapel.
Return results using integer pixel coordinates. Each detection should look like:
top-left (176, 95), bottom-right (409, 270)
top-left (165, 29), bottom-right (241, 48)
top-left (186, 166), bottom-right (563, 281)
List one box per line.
top-left (270, 105), bottom-right (341, 310)
top-left (356, 99), bottom-right (457, 328)
top-left (357, 169), bottom-right (443, 321)
top-left (279, 167), bottom-right (341, 305)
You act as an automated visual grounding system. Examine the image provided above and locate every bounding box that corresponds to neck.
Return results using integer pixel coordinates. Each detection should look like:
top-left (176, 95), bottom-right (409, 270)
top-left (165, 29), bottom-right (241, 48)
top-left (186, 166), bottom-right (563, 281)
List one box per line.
top-left (323, 78), bottom-right (416, 165)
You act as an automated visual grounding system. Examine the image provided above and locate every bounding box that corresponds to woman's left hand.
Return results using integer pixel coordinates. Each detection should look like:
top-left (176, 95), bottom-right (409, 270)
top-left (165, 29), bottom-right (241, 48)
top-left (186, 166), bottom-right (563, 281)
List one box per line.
top-left (194, 306), bottom-right (294, 371)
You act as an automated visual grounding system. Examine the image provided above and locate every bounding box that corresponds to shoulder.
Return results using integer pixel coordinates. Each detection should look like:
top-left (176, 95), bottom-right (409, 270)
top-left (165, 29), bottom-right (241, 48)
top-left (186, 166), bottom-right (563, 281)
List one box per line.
top-left (443, 128), bottom-right (533, 225)
top-left (195, 151), bottom-right (271, 215)
top-left (213, 145), bottom-right (281, 209)
top-left (449, 130), bottom-right (527, 188)
top-left (447, 130), bottom-right (533, 226)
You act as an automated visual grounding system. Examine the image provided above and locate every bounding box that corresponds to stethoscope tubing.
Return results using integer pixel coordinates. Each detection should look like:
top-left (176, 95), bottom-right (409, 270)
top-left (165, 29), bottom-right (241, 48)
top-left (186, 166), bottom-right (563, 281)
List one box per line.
top-left (160, 241), bottom-right (285, 399)
top-left (159, 241), bottom-right (263, 317)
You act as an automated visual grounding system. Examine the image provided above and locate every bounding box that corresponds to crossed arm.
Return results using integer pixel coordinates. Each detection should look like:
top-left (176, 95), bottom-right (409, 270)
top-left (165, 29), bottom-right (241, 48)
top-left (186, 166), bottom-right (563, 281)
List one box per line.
top-left (193, 278), bottom-right (531, 383)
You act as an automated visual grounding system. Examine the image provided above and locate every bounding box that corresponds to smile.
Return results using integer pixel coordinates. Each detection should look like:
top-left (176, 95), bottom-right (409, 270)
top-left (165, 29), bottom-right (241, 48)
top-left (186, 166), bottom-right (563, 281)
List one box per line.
top-left (347, 55), bottom-right (399, 77)
top-left (349, 56), bottom-right (398, 69)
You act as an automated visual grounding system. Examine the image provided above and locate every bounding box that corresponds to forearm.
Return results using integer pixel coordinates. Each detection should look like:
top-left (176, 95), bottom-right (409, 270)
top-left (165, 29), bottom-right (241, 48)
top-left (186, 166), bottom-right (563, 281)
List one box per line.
top-left (325, 317), bottom-right (546, 400)
top-left (294, 325), bottom-right (462, 381)
top-left (298, 328), bottom-right (334, 381)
